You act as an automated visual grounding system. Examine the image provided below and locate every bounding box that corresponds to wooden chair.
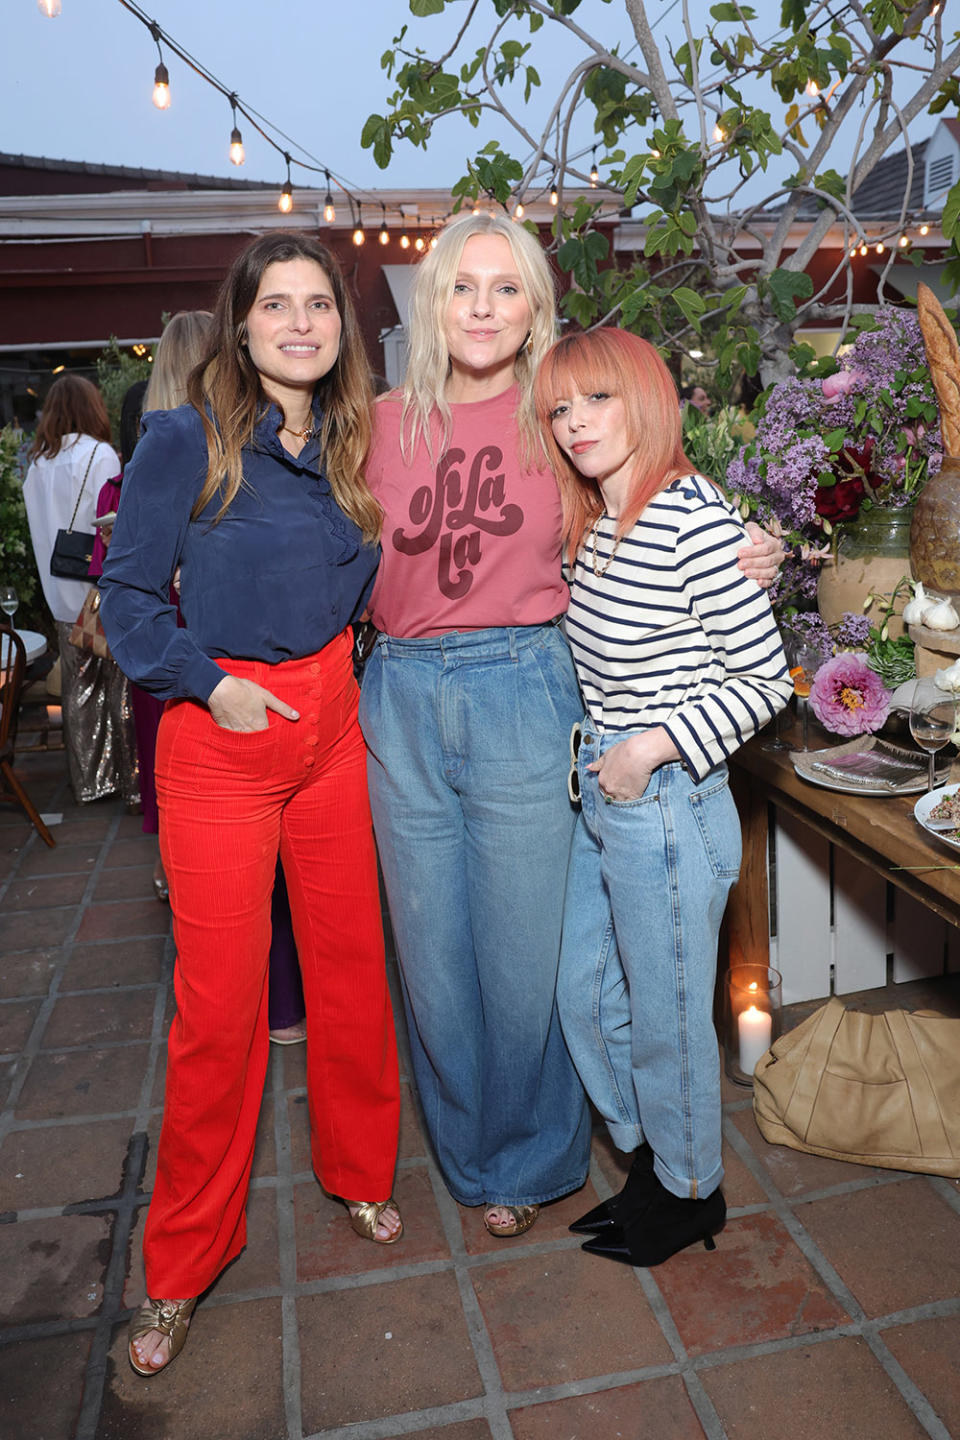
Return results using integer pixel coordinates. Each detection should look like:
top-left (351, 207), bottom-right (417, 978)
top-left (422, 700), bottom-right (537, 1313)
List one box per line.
top-left (0, 625), bottom-right (56, 847)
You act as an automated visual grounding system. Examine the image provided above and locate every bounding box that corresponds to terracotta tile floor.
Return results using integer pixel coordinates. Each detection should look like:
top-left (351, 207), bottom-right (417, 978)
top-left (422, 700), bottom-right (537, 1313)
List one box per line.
top-left (3, 750), bottom-right (960, 1440)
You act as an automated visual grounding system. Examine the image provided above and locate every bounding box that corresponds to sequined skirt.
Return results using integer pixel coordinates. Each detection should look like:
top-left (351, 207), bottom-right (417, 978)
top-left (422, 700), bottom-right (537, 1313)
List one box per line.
top-left (56, 622), bottom-right (140, 807)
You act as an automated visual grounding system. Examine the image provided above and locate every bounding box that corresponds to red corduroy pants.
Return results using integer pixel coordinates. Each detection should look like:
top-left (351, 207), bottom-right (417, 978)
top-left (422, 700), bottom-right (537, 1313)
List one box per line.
top-left (145, 629), bottom-right (400, 1298)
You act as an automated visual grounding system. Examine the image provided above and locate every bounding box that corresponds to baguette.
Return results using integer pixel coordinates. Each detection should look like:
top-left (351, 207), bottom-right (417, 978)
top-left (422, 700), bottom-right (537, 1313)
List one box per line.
top-left (917, 281), bottom-right (960, 456)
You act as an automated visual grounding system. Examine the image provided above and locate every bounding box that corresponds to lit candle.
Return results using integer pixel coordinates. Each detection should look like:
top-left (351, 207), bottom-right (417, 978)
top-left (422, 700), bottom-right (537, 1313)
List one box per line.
top-left (738, 1004), bottom-right (771, 1076)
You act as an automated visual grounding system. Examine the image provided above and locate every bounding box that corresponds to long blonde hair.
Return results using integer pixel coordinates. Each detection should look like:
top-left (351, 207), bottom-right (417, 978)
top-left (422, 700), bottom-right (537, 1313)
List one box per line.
top-left (401, 212), bottom-right (557, 466)
top-left (186, 233), bottom-right (380, 542)
top-left (144, 311), bottom-right (213, 413)
top-left (535, 329), bottom-right (697, 565)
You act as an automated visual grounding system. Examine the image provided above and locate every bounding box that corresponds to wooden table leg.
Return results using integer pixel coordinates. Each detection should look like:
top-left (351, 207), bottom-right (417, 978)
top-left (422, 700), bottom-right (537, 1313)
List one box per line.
top-left (726, 767), bottom-right (770, 969)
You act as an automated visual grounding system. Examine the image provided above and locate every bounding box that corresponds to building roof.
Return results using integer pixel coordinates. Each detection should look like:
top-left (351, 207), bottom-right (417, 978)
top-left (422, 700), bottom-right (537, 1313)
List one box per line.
top-left (0, 152), bottom-right (275, 196)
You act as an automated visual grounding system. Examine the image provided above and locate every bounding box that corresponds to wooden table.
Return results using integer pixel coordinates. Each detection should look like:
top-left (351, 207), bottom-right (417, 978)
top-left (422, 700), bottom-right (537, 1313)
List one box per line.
top-left (727, 727), bottom-right (960, 994)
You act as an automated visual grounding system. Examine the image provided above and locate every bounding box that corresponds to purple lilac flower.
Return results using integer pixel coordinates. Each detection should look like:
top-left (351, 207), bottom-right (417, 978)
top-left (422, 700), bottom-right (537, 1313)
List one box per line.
top-left (809, 653), bottom-right (892, 736)
top-left (833, 611), bottom-right (872, 649)
top-left (783, 611), bottom-right (834, 665)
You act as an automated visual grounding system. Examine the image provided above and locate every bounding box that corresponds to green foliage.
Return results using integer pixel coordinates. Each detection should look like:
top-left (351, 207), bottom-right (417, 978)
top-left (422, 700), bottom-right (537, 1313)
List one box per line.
top-left (766, 268), bottom-right (815, 322)
top-left (95, 339), bottom-right (153, 455)
top-left (0, 425), bottom-right (43, 632)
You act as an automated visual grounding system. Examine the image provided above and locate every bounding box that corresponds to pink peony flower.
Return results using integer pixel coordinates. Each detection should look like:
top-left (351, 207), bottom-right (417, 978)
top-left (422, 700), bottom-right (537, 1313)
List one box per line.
top-left (821, 368), bottom-right (861, 402)
top-left (808, 653), bottom-right (892, 736)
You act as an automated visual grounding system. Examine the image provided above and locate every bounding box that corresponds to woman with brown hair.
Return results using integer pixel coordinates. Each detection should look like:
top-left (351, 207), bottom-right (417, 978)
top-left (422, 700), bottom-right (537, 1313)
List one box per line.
top-left (100, 233), bottom-right (401, 1375)
top-left (23, 373), bottom-right (138, 805)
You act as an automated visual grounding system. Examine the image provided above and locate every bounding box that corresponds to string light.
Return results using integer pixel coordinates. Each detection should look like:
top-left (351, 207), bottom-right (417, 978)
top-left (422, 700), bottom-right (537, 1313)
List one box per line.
top-left (400, 230), bottom-right (411, 250)
top-left (278, 153), bottom-right (293, 214)
top-left (590, 150), bottom-right (599, 188)
top-left (513, 200), bottom-right (525, 220)
top-left (712, 123), bottom-right (725, 142)
top-left (228, 96), bottom-right (244, 166)
top-left (899, 234), bottom-right (909, 247)
top-left (805, 78), bottom-right (820, 98)
top-left (352, 202), bottom-right (365, 246)
top-left (150, 23), bottom-right (171, 109)
top-left (323, 170), bottom-right (335, 224)
top-left (37, 0), bottom-right (62, 15)
top-left (379, 204), bottom-right (389, 246)
top-left (430, 234), bottom-right (438, 249)
top-left (875, 241), bottom-right (885, 253)
top-left (415, 235), bottom-right (426, 252)
top-left (859, 243), bottom-right (868, 256)
top-left (549, 178), bottom-right (559, 207)
top-left (920, 223), bottom-right (930, 236)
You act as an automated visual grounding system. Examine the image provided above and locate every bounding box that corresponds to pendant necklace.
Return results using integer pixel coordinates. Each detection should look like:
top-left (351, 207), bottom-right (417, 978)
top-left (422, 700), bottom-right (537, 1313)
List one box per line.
top-left (281, 420), bottom-right (315, 442)
top-left (587, 512), bottom-right (622, 577)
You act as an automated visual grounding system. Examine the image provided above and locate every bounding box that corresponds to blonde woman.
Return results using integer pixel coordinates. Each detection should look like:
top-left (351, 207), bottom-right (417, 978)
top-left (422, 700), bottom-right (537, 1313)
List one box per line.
top-left (359, 214), bottom-right (781, 1237)
top-left (101, 234), bottom-right (401, 1375)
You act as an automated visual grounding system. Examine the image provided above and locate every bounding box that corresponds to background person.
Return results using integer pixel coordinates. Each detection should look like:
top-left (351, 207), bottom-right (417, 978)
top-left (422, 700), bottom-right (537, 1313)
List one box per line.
top-left (23, 373), bottom-right (138, 806)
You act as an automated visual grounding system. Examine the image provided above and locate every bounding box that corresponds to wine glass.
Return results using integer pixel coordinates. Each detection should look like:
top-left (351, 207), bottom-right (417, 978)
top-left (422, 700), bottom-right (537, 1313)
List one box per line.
top-left (790, 642), bottom-right (822, 752)
top-left (0, 585), bottom-right (17, 627)
top-left (909, 677), bottom-right (958, 792)
top-left (764, 628), bottom-right (799, 752)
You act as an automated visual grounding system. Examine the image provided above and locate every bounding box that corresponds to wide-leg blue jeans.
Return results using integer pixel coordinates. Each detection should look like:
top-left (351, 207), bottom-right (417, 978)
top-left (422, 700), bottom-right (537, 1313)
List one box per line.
top-left (359, 622), bottom-right (591, 1208)
top-left (558, 728), bottom-right (741, 1200)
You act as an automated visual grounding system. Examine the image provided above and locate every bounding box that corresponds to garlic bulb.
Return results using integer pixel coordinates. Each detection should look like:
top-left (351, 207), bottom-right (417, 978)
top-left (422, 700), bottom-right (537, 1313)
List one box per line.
top-left (902, 582), bottom-right (931, 625)
top-left (935, 659), bottom-right (960, 692)
top-left (923, 597), bottom-right (960, 631)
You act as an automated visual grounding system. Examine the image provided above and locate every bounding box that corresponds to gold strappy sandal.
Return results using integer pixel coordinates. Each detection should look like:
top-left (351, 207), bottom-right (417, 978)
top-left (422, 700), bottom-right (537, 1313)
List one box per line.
top-left (483, 1204), bottom-right (540, 1238)
top-left (346, 1198), bottom-right (403, 1245)
top-left (128, 1296), bottom-right (197, 1377)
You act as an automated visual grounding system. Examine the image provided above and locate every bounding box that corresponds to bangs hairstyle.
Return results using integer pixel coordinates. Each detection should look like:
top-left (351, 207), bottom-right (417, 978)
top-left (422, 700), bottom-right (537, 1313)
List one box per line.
top-left (534, 328), bottom-right (697, 565)
top-left (401, 212), bottom-right (557, 467)
top-left (144, 310), bottom-right (214, 413)
top-left (186, 232), bottom-right (380, 543)
top-left (29, 374), bottom-right (111, 460)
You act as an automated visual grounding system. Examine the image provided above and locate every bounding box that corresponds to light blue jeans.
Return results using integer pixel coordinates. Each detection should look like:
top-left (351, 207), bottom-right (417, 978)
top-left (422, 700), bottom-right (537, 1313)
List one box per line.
top-left (558, 727), bottom-right (741, 1200)
top-left (359, 622), bottom-right (592, 1208)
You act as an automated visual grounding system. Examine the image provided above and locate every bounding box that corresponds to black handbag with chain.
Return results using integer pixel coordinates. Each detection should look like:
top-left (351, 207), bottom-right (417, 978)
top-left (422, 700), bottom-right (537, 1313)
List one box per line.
top-left (50, 443), bottom-right (100, 580)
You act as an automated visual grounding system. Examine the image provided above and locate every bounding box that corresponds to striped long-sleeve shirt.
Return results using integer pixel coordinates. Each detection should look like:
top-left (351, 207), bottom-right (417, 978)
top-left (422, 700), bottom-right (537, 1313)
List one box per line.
top-left (565, 473), bottom-right (792, 783)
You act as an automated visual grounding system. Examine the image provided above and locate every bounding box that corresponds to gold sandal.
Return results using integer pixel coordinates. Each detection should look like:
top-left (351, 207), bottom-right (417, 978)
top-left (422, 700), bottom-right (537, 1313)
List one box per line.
top-left (128, 1296), bottom-right (197, 1376)
top-left (483, 1204), bottom-right (540, 1238)
top-left (346, 1197), bottom-right (403, 1245)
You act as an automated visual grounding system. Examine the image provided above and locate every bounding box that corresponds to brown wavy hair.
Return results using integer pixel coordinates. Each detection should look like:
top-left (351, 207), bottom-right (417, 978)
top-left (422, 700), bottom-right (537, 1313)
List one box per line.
top-left (534, 328), bottom-right (697, 565)
top-left (29, 374), bottom-right (111, 460)
top-left (186, 233), bottom-right (380, 541)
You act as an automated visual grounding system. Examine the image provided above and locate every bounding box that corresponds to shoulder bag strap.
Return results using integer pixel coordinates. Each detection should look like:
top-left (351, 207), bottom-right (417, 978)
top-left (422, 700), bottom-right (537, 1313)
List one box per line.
top-left (65, 442), bottom-right (100, 534)
top-left (885, 1009), bottom-right (951, 1158)
top-left (782, 997), bottom-right (847, 1138)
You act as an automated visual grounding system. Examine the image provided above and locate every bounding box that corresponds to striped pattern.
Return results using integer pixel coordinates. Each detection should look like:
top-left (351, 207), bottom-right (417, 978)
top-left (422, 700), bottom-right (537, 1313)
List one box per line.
top-left (566, 474), bottom-right (792, 782)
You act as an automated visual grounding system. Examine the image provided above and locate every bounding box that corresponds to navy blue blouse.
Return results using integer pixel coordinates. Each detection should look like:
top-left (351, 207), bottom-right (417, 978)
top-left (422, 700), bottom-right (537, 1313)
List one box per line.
top-left (99, 401), bottom-right (379, 702)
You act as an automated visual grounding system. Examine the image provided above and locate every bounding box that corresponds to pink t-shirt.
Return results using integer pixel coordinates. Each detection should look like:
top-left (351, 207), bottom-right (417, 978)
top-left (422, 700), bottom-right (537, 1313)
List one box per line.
top-left (367, 385), bottom-right (568, 637)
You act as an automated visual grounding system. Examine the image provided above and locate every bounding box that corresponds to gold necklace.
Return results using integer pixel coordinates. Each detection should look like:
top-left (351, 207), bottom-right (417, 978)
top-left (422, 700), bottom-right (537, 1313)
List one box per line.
top-left (281, 421), bottom-right (315, 442)
top-left (587, 512), bottom-right (622, 577)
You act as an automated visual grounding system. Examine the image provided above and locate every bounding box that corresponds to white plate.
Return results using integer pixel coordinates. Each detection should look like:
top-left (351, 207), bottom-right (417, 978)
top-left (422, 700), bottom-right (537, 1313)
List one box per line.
top-left (914, 784), bottom-right (960, 851)
top-left (792, 747), bottom-right (938, 797)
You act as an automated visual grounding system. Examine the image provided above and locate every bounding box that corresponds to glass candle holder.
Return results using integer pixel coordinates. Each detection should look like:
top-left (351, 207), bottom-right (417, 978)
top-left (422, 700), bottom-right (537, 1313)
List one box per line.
top-left (723, 964), bottom-right (782, 1087)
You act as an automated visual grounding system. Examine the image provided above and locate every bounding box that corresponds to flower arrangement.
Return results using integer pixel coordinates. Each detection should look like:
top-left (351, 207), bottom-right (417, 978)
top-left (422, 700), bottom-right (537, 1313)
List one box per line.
top-left (724, 308), bottom-right (943, 616)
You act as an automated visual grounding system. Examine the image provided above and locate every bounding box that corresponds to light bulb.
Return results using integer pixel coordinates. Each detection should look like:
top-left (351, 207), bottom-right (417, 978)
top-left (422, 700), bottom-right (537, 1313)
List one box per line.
top-left (513, 201), bottom-right (525, 220)
top-left (324, 195), bottom-right (335, 224)
top-left (875, 242), bottom-right (884, 254)
top-left (549, 182), bottom-right (558, 207)
top-left (859, 244), bottom-right (868, 256)
top-left (899, 234), bottom-right (909, 247)
top-left (430, 235), bottom-right (437, 249)
top-left (400, 232), bottom-right (410, 250)
top-left (37, 0), bottom-right (62, 16)
top-left (713, 124), bottom-right (725, 143)
top-left (229, 127), bottom-right (245, 166)
top-left (152, 62), bottom-right (171, 110)
top-left (415, 236), bottom-right (425, 251)
top-left (353, 224), bottom-right (365, 246)
top-left (805, 78), bottom-right (820, 98)
top-left (650, 148), bottom-right (661, 160)
top-left (920, 223), bottom-right (930, 236)
top-left (379, 222), bottom-right (389, 246)
top-left (278, 181), bottom-right (293, 214)
top-left (589, 159), bottom-right (599, 188)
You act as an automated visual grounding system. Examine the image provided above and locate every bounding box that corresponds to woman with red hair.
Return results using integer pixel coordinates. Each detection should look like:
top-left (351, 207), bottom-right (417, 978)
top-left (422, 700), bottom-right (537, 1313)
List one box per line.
top-left (535, 328), bottom-right (791, 1267)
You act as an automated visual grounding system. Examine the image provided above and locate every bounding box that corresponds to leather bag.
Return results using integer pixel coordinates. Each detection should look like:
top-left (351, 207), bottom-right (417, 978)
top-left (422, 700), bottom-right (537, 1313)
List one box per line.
top-left (752, 996), bottom-right (960, 1178)
top-left (68, 585), bottom-right (110, 660)
top-left (50, 443), bottom-right (99, 580)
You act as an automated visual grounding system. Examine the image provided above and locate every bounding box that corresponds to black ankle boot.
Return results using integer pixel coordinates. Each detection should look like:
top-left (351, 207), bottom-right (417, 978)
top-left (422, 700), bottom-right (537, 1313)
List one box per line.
top-left (568, 1143), bottom-right (657, 1236)
top-left (581, 1179), bottom-right (725, 1266)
